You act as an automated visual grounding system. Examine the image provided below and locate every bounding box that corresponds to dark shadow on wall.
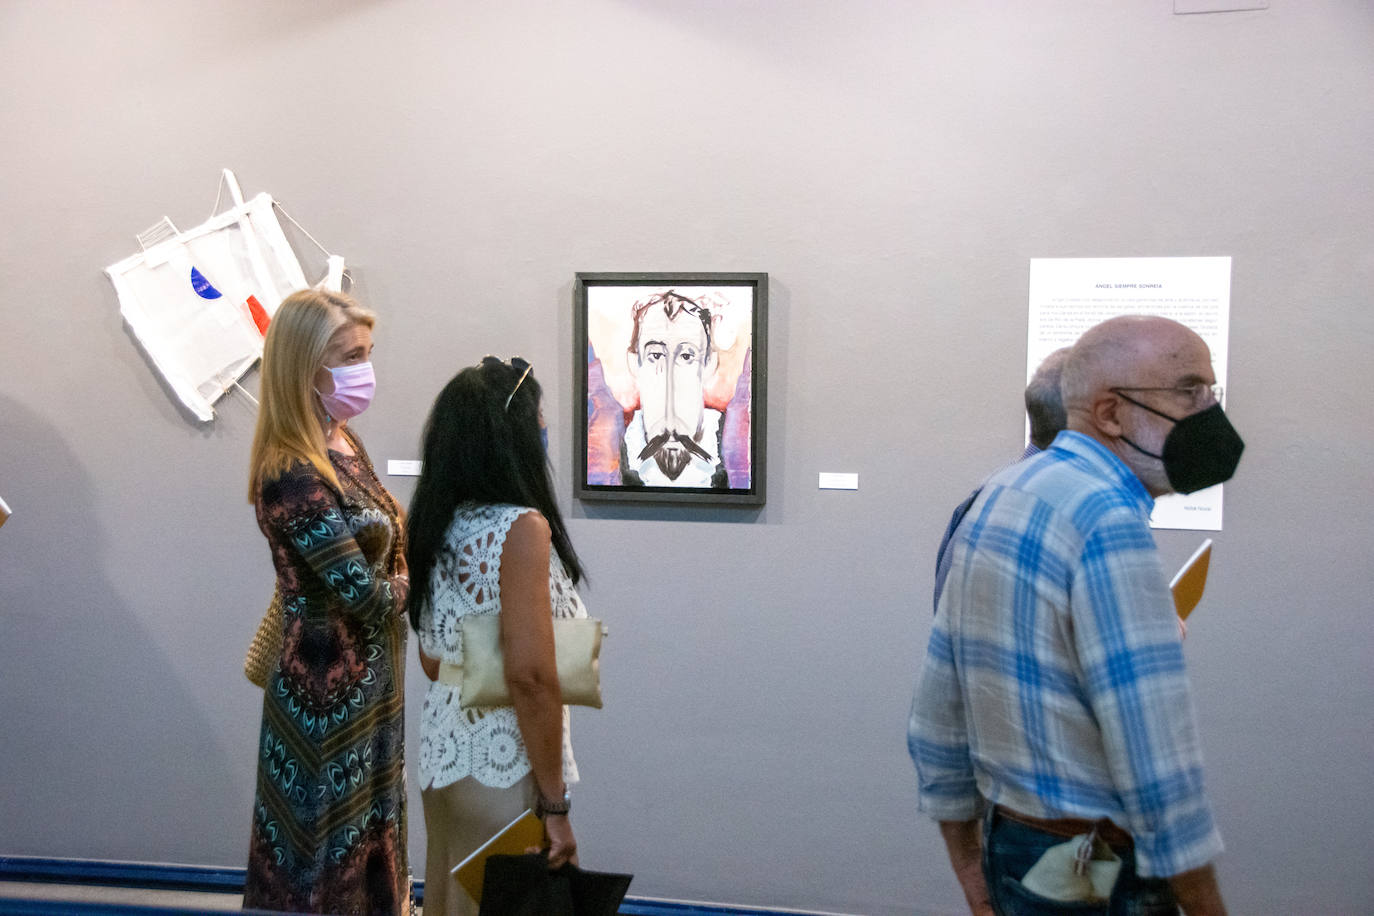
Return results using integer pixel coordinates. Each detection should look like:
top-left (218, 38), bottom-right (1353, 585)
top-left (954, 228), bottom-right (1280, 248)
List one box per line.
top-left (0, 394), bottom-right (240, 862)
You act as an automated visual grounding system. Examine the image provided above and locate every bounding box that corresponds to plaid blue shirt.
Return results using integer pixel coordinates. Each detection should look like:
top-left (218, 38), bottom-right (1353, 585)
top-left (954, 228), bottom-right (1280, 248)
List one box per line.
top-left (909, 431), bottom-right (1223, 877)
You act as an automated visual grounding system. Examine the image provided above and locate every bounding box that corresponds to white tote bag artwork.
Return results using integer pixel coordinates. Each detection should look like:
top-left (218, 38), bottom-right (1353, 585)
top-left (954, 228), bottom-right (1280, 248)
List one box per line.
top-left (105, 169), bottom-right (345, 421)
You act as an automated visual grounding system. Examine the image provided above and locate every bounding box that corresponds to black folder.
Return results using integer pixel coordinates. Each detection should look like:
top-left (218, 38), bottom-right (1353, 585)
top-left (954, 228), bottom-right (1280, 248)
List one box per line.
top-left (478, 852), bottom-right (632, 916)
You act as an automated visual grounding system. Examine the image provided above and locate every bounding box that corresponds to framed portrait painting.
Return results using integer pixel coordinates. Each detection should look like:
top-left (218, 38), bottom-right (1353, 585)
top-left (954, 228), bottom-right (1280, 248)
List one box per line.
top-left (574, 272), bottom-right (767, 505)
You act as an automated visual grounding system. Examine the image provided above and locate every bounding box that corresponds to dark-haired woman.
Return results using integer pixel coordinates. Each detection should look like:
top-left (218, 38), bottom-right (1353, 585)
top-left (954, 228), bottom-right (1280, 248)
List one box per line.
top-left (405, 357), bottom-right (586, 916)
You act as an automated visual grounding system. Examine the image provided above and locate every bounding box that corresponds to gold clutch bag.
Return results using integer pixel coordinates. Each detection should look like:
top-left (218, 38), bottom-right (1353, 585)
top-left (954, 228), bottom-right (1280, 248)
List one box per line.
top-left (243, 588), bottom-right (284, 689)
top-left (456, 615), bottom-right (604, 709)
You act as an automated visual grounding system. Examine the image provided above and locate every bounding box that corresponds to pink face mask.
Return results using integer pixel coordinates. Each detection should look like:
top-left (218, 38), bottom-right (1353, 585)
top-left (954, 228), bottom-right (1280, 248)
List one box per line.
top-left (316, 361), bottom-right (376, 421)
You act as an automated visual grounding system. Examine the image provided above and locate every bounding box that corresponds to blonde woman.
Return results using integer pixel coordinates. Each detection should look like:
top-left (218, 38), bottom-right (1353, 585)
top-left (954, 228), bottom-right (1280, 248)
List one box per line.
top-left (243, 289), bottom-right (411, 915)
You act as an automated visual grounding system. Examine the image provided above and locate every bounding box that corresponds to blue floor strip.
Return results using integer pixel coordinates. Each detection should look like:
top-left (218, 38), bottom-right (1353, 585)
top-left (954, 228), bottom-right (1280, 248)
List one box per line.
top-left (0, 857), bottom-right (823, 915)
top-left (0, 901), bottom-right (283, 916)
top-left (0, 858), bottom-right (242, 893)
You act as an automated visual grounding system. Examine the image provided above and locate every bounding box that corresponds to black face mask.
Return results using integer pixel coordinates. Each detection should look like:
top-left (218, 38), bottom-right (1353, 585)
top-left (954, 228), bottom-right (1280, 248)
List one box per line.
top-left (1117, 395), bottom-right (1245, 494)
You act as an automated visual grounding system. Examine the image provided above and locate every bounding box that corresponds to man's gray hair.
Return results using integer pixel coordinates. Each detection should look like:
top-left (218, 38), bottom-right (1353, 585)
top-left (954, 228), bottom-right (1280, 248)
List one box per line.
top-left (1025, 347), bottom-right (1070, 449)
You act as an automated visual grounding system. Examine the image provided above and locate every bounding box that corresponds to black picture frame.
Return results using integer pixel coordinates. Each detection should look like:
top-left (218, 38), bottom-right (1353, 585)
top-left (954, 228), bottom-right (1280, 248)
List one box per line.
top-left (573, 272), bottom-right (768, 506)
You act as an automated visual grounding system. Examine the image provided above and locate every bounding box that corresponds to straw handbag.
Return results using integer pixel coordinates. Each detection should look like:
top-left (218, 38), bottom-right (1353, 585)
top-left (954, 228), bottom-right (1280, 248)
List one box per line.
top-left (243, 588), bottom-right (284, 688)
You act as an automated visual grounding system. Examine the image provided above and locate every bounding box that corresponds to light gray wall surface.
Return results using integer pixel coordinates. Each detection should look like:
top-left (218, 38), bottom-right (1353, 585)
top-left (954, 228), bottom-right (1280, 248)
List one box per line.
top-left (2, 2), bottom-right (1371, 913)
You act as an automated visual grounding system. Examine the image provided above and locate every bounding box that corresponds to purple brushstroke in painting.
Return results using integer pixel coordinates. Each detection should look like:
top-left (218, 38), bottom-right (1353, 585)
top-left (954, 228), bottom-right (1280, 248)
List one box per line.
top-left (586, 345), bottom-right (626, 485)
top-left (721, 349), bottom-right (751, 488)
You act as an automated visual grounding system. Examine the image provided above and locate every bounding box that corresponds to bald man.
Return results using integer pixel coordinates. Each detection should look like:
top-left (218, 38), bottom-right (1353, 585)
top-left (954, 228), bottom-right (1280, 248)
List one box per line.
top-left (909, 317), bottom-right (1243, 914)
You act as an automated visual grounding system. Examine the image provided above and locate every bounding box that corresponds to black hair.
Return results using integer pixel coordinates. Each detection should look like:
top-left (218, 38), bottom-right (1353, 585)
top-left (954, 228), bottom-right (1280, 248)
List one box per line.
top-left (404, 359), bottom-right (585, 632)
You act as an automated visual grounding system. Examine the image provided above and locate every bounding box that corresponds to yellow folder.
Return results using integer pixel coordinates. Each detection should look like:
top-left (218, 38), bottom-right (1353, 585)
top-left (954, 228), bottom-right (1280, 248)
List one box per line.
top-left (451, 808), bottom-right (546, 904)
top-left (1170, 539), bottom-right (1213, 621)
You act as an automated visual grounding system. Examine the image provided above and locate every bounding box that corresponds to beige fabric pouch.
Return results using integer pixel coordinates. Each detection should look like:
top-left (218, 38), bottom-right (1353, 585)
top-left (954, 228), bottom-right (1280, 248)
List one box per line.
top-left (451, 615), bottom-right (605, 709)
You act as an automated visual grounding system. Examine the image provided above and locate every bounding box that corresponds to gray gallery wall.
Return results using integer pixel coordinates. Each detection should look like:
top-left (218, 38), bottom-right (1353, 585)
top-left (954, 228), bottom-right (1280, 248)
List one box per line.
top-left (1, 2), bottom-right (1371, 913)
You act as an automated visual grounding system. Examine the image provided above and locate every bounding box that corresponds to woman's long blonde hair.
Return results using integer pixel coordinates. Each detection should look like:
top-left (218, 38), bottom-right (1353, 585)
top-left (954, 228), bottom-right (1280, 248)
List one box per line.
top-left (247, 288), bottom-right (376, 501)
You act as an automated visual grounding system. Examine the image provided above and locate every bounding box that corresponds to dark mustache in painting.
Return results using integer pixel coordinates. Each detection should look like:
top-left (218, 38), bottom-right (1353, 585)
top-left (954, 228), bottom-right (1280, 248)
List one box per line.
top-left (637, 431), bottom-right (712, 480)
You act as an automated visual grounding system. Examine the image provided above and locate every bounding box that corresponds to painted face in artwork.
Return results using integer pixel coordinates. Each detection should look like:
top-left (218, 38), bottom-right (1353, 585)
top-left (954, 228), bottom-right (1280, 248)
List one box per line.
top-left (632, 302), bottom-right (715, 480)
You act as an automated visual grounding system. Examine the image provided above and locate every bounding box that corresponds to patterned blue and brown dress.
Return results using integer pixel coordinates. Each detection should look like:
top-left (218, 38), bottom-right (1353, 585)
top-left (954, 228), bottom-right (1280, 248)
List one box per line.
top-left (244, 429), bottom-right (411, 915)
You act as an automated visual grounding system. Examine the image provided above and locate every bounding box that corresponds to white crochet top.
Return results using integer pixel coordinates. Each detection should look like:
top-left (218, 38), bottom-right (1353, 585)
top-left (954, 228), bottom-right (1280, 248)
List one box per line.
top-left (417, 503), bottom-right (583, 790)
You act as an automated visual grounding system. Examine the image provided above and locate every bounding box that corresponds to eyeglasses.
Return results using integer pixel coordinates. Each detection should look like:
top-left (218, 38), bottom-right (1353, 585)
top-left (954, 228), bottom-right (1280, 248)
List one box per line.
top-left (1112, 383), bottom-right (1223, 409)
top-left (482, 355), bottom-right (532, 411)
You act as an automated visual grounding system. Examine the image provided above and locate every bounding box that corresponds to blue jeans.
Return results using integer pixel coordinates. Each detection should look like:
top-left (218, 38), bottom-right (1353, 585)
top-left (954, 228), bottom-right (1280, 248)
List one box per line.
top-left (982, 807), bottom-right (1178, 916)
